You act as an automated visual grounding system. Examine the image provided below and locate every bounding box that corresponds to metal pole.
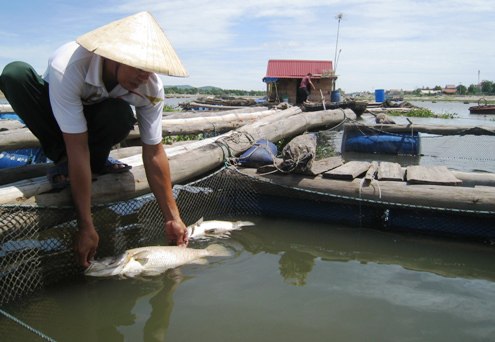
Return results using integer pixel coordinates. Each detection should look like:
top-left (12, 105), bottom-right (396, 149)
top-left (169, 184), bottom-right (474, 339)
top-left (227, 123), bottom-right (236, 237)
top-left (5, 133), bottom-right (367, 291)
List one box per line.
top-left (333, 13), bottom-right (343, 91)
top-left (334, 13), bottom-right (343, 73)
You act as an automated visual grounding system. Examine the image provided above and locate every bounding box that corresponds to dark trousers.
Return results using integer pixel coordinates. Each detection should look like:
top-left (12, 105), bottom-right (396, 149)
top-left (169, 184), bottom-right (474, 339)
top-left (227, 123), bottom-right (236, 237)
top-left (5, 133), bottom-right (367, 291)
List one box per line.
top-left (297, 87), bottom-right (310, 104)
top-left (0, 61), bottom-right (136, 173)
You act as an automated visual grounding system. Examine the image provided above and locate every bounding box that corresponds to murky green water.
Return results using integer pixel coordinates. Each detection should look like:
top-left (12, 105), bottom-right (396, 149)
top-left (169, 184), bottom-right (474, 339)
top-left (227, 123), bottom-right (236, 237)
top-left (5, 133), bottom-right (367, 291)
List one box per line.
top-left (2, 217), bottom-right (495, 341)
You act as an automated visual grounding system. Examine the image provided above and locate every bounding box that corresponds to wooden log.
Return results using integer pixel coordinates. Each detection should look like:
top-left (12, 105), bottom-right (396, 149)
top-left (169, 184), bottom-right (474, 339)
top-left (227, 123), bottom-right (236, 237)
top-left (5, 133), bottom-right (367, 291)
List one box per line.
top-left (181, 102), bottom-right (252, 110)
top-left (0, 108), bottom-right (280, 150)
top-left (0, 146), bottom-right (144, 186)
top-left (366, 107), bottom-right (414, 114)
top-left (0, 107), bottom-right (352, 206)
top-left (451, 171), bottom-right (495, 187)
top-left (164, 106), bottom-right (269, 119)
top-left (0, 120), bottom-right (24, 131)
top-left (128, 108), bottom-right (279, 138)
top-left (345, 123), bottom-right (495, 136)
top-left (0, 128), bottom-right (39, 149)
top-left (238, 168), bottom-right (495, 211)
top-left (0, 104), bottom-right (14, 113)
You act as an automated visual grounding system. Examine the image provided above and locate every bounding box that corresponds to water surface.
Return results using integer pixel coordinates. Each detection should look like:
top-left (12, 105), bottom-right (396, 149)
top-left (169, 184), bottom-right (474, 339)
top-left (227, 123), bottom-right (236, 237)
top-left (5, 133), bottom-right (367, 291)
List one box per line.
top-left (2, 217), bottom-right (495, 341)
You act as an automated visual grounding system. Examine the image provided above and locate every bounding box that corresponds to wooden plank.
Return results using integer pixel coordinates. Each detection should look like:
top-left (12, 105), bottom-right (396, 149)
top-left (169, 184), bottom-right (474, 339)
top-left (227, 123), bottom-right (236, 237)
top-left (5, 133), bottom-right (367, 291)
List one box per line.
top-left (377, 162), bottom-right (405, 181)
top-left (238, 168), bottom-right (495, 211)
top-left (306, 156), bottom-right (343, 176)
top-left (256, 156), bottom-right (344, 176)
top-left (364, 161), bottom-right (379, 180)
top-left (406, 165), bottom-right (462, 185)
top-left (323, 161), bottom-right (371, 180)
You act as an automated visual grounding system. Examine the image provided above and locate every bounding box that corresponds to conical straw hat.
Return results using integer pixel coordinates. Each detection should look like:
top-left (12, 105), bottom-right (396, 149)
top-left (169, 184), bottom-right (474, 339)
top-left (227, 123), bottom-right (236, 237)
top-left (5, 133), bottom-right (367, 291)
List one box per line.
top-left (76, 11), bottom-right (188, 77)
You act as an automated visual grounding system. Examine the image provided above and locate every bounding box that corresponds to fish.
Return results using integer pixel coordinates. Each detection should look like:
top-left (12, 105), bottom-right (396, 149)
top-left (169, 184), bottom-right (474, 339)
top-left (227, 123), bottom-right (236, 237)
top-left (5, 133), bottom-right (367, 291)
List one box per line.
top-left (85, 244), bottom-right (231, 278)
top-left (187, 217), bottom-right (255, 240)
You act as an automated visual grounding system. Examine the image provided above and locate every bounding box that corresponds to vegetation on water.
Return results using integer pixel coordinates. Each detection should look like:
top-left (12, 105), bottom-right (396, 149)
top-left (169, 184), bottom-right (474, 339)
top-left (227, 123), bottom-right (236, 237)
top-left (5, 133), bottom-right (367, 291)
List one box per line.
top-left (387, 108), bottom-right (457, 119)
top-left (164, 85), bottom-right (265, 97)
top-left (163, 105), bottom-right (176, 112)
top-left (162, 133), bottom-right (203, 145)
top-left (316, 144), bottom-right (337, 159)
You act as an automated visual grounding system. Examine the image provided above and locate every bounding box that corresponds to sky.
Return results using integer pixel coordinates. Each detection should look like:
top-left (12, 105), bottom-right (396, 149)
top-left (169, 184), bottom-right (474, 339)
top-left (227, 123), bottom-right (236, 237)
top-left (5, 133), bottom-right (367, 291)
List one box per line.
top-left (0, 0), bottom-right (494, 92)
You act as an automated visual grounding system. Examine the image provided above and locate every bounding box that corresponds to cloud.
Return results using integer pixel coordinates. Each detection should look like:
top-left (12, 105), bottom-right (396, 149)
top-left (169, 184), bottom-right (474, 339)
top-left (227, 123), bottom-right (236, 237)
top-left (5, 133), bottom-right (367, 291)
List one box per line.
top-left (1, 0), bottom-right (494, 91)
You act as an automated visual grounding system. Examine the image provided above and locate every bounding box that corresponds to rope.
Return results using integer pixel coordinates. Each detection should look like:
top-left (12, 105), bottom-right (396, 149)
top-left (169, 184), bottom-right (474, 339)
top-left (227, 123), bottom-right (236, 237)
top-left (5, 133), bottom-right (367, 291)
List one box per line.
top-left (215, 131), bottom-right (255, 161)
top-left (0, 308), bottom-right (57, 342)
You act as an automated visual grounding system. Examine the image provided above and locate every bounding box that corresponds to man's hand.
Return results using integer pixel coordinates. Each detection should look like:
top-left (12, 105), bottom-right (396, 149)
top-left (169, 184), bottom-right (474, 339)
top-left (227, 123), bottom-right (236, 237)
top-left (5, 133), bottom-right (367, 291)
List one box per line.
top-left (165, 219), bottom-right (189, 246)
top-left (74, 224), bottom-right (99, 268)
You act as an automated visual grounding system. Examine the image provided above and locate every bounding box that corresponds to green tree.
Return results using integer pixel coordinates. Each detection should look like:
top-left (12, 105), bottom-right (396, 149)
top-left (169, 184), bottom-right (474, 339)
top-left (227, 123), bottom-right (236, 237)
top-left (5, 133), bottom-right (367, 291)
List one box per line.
top-left (456, 84), bottom-right (467, 95)
top-left (467, 84), bottom-right (479, 95)
top-left (481, 81), bottom-right (494, 95)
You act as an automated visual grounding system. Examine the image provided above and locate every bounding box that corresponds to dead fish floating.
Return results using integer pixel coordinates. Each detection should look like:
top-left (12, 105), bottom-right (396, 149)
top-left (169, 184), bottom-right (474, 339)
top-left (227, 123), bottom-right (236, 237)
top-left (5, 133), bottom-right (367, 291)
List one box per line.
top-left (187, 217), bottom-right (255, 240)
top-left (85, 244), bottom-right (232, 278)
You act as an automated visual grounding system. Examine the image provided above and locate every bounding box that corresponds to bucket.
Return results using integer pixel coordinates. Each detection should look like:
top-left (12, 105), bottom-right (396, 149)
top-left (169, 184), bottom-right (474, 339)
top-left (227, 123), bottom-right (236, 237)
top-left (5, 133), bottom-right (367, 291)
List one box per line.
top-left (330, 90), bottom-right (341, 103)
top-left (375, 89), bottom-right (385, 102)
top-left (282, 96), bottom-right (289, 103)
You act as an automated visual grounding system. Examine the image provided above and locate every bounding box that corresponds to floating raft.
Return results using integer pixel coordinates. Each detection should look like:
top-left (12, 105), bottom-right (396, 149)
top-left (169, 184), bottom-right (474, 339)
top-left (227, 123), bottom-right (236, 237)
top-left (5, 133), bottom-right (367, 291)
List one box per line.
top-left (239, 160), bottom-right (495, 212)
top-left (234, 160), bottom-right (495, 240)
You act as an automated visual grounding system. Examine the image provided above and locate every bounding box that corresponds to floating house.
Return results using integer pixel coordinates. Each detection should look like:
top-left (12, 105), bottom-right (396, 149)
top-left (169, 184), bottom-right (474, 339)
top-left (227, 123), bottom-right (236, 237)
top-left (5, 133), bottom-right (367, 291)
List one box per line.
top-left (442, 85), bottom-right (457, 95)
top-left (263, 60), bottom-right (337, 105)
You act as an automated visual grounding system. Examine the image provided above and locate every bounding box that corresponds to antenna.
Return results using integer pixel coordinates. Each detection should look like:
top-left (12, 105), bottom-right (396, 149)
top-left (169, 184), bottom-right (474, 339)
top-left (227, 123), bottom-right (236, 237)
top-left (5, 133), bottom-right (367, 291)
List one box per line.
top-left (333, 13), bottom-right (343, 91)
top-left (334, 13), bottom-right (343, 71)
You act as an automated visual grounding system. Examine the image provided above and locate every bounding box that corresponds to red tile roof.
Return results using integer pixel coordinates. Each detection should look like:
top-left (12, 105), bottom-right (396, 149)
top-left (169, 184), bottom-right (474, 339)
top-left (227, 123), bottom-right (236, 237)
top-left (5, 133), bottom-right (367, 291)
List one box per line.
top-left (265, 59), bottom-right (333, 79)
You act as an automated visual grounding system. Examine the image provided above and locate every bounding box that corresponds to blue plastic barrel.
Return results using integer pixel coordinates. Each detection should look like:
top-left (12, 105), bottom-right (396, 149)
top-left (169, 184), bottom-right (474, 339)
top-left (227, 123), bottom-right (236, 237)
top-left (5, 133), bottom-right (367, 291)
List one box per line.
top-left (375, 89), bottom-right (385, 102)
top-left (341, 129), bottom-right (421, 155)
top-left (331, 90), bottom-right (341, 103)
top-left (0, 113), bottom-right (24, 124)
top-left (0, 148), bottom-right (47, 169)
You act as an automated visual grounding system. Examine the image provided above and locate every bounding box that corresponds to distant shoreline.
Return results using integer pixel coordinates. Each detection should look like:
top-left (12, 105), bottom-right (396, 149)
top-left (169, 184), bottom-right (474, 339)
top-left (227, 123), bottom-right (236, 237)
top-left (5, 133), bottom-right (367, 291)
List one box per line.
top-left (2, 91), bottom-right (495, 104)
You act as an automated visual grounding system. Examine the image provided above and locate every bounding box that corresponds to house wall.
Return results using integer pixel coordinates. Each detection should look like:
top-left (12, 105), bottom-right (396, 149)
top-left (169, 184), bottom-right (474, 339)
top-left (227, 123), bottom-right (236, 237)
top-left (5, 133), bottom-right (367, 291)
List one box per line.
top-left (268, 78), bottom-right (335, 104)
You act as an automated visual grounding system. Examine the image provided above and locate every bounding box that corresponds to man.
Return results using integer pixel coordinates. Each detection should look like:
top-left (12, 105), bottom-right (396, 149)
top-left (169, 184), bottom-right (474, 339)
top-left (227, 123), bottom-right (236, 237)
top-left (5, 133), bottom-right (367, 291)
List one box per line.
top-left (0, 12), bottom-right (189, 268)
top-left (298, 73), bottom-right (316, 103)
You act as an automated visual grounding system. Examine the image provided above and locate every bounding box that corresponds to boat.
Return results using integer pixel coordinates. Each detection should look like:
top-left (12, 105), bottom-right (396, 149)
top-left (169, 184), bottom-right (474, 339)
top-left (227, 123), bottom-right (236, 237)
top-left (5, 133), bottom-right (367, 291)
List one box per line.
top-left (469, 98), bottom-right (495, 114)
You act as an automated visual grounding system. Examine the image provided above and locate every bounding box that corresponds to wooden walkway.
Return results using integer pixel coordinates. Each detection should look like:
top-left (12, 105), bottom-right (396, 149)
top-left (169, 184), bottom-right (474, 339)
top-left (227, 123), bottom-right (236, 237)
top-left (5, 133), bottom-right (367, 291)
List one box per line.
top-left (323, 160), bottom-right (463, 186)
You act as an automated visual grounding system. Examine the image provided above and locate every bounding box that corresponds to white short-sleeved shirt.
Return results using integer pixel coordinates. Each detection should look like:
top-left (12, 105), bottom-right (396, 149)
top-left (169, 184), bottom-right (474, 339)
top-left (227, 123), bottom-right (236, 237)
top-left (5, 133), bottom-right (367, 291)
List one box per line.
top-left (43, 41), bottom-right (164, 145)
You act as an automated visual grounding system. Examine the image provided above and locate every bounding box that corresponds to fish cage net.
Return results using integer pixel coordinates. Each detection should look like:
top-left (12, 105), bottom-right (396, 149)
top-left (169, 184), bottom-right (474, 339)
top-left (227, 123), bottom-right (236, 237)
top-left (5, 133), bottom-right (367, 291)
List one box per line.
top-left (1, 125), bottom-right (495, 310)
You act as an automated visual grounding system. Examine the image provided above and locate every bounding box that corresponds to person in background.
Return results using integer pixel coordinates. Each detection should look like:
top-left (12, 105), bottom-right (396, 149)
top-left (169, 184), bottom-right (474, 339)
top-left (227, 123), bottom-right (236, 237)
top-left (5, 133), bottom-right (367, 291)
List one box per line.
top-left (0, 12), bottom-right (190, 268)
top-left (298, 73), bottom-right (316, 104)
